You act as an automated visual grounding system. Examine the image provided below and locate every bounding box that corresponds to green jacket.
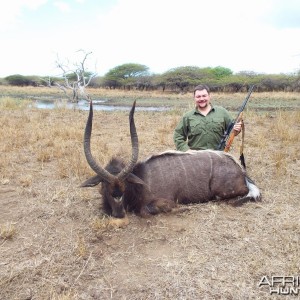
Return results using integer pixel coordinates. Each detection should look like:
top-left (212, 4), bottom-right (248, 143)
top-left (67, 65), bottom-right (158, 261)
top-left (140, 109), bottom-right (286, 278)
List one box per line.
top-left (174, 105), bottom-right (233, 151)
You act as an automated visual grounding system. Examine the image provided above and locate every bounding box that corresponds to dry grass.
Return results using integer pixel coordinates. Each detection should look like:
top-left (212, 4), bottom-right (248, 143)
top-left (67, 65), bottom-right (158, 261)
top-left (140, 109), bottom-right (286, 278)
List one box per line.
top-left (0, 223), bottom-right (16, 240)
top-left (0, 91), bottom-right (300, 299)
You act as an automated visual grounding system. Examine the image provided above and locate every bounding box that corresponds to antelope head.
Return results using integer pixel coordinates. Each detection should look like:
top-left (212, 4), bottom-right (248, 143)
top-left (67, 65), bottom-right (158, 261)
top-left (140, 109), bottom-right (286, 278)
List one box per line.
top-left (81, 100), bottom-right (140, 217)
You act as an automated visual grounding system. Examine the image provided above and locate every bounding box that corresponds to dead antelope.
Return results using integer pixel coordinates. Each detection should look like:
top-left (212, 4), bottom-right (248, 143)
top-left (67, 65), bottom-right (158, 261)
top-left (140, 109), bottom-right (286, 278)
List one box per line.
top-left (81, 101), bottom-right (261, 218)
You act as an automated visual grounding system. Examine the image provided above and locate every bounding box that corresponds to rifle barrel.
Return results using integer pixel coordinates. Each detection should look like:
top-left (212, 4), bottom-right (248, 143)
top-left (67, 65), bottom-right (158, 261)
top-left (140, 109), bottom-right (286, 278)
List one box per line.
top-left (217, 85), bottom-right (255, 150)
top-left (235, 85), bottom-right (255, 122)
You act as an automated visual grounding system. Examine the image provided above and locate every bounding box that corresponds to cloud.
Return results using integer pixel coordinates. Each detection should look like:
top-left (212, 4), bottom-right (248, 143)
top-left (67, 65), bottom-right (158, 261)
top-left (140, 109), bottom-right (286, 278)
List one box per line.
top-left (91, 0), bottom-right (279, 74)
top-left (1, 0), bottom-right (300, 77)
top-left (0, 0), bottom-right (47, 31)
top-left (53, 1), bottom-right (71, 13)
top-left (263, 0), bottom-right (300, 29)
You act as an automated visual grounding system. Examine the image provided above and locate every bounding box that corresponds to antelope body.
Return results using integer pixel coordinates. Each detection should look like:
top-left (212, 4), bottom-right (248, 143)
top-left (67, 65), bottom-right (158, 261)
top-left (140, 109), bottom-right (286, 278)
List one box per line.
top-left (81, 101), bottom-right (261, 218)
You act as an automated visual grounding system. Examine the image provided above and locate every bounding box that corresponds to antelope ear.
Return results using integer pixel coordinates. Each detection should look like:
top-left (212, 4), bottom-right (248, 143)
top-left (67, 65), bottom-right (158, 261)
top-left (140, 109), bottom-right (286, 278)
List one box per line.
top-left (80, 175), bottom-right (103, 187)
top-left (126, 173), bottom-right (145, 185)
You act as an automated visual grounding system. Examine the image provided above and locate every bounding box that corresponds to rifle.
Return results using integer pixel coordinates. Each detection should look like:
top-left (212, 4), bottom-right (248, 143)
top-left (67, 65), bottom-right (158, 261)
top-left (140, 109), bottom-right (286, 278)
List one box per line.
top-left (217, 85), bottom-right (255, 167)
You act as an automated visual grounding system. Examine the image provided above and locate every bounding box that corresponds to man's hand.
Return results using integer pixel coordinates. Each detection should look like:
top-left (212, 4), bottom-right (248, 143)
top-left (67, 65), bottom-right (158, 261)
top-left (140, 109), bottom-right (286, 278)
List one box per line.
top-left (233, 121), bottom-right (242, 135)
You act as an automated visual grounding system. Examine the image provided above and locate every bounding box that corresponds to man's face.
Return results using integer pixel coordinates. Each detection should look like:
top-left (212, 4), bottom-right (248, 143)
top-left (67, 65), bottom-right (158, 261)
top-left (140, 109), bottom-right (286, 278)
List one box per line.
top-left (194, 89), bottom-right (210, 109)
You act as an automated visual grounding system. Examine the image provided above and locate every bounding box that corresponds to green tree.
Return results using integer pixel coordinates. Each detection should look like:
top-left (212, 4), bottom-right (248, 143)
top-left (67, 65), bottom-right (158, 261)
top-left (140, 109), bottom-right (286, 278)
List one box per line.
top-left (161, 66), bottom-right (213, 92)
top-left (212, 66), bottom-right (233, 79)
top-left (5, 74), bottom-right (33, 86)
top-left (103, 63), bottom-right (149, 89)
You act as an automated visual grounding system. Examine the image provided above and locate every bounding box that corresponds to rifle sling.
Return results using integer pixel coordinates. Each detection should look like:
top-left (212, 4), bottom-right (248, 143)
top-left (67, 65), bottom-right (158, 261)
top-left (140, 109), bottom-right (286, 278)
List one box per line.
top-left (239, 120), bottom-right (246, 168)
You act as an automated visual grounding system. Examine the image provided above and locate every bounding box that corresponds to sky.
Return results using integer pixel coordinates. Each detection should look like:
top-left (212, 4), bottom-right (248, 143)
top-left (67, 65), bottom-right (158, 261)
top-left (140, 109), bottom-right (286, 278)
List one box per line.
top-left (1, 0), bottom-right (300, 78)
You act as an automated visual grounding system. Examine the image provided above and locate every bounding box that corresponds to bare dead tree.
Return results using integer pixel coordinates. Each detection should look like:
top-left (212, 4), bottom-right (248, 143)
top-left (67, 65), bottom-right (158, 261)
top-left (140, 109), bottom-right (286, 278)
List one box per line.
top-left (39, 76), bottom-right (54, 88)
top-left (52, 50), bottom-right (97, 103)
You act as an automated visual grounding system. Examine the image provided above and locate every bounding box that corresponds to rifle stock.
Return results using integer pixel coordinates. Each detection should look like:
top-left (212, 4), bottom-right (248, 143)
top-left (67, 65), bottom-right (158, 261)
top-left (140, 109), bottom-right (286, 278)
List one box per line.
top-left (223, 112), bottom-right (243, 152)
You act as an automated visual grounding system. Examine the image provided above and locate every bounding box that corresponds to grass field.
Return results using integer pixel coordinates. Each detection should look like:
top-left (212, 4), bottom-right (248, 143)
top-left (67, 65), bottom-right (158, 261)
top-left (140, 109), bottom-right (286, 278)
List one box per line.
top-left (1, 85), bottom-right (300, 110)
top-left (0, 87), bottom-right (300, 299)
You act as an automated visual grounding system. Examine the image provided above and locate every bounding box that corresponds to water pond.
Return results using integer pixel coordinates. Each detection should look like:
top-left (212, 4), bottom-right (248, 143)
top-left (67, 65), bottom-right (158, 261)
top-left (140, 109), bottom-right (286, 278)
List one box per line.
top-left (34, 99), bottom-right (170, 112)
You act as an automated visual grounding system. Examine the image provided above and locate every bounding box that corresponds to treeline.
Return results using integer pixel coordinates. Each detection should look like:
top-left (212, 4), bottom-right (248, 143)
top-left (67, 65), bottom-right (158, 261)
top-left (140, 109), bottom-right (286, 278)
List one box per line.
top-left (2, 64), bottom-right (300, 93)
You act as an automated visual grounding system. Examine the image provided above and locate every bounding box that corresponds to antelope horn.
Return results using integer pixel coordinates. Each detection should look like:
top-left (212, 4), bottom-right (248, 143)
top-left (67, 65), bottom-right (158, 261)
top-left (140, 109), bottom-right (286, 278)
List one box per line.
top-left (117, 100), bottom-right (139, 181)
top-left (83, 101), bottom-right (116, 184)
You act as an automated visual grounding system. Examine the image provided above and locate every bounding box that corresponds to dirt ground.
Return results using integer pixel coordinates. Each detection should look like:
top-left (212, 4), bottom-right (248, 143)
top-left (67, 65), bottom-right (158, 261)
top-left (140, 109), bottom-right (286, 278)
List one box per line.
top-left (0, 105), bottom-right (300, 299)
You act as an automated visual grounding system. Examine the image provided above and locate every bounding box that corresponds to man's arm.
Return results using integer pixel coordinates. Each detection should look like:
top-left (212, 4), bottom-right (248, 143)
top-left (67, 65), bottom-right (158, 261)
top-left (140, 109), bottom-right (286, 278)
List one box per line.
top-left (173, 118), bottom-right (190, 152)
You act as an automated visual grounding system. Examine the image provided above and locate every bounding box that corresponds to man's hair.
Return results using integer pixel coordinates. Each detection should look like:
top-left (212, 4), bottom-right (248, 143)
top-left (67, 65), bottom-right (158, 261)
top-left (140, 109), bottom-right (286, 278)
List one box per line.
top-left (193, 84), bottom-right (210, 95)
